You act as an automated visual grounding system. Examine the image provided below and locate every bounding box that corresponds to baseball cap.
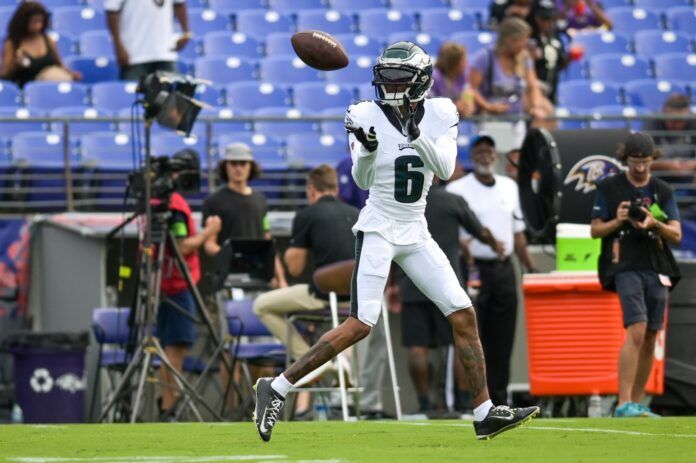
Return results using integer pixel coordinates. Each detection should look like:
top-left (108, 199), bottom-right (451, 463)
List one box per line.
top-left (533, 0), bottom-right (557, 18)
top-left (624, 132), bottom-right (655, 158)
top-left (222, 142), bottom-right (255, 162)
top-left (470, 134), bottom-right (496, 149)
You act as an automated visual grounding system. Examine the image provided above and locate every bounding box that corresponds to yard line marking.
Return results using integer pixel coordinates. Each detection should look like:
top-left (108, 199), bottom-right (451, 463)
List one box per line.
top-left (392, 421), bottom-right (696, 439)
top-left (9, 456), bottom-right (288, 463)
top-left (27, 425), bottom-right (68, 429)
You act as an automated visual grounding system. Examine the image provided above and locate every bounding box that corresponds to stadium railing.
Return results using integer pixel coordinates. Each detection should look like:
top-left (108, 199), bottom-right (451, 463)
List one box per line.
top-left (0, 114), bottom-right (693, 214)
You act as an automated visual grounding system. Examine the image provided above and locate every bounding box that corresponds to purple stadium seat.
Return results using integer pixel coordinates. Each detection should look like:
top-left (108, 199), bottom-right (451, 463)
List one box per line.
top-left (557, 80), bottom-right (622, 110)
top-left (334, 34), bottom-right (384, 57)
top-left (202, 32), bottom-right (263, 59)
top-left (588, 54), bottom-right (652, 84)
top-left (589, 105), bottom-right (649, 129)
top-left (330, 0), bottom-right (386, 14)
top-left (79, 31), bottom-right (113, 58)
top-left (235, 10), bottom-right (295, 38)
top-left (92, 81), bottom-right (139, 112)
top-left (653, 53), bottom-right (696, 84)
top-left (226, 82), bottom-right (291, 111)
top-left (52, 7), bottom-right (106, 36)
top-left (195, 57), bottom-right (258, 84)
top-left (0, 81), bottom-right (21, 107)
top-left (387, 33), bottom-right (444, 57)
top-left (391, 0), bottom-right (448, 9)
top-left (0, 108), bottom-right (47, 138)
top-left (666, 6), bottom-right (696, 33)
top-left (64, 56), bottom-right (119, 83)
top-left (624, 79), bottom-right (688, 111)
top-left (253, 107), bottom-right (317, 136)
top-left (325, 56), bottom-right (373, 86)
top-left (24, 82), bottom-right (89, 112)
top-left (633, 30), bottom-right (692, 56)
top-left (296, 9), bottom-right (355, 35)
top-left (571, 31), bottom-right (631, 57)
top-left (292, 82), bottom-right (355, 112)
top-left (259, 56), bottom-right (324, 85)
top-left (187, 8), bottom-right (232, 34)
top-left (450, 31), bottom-right (497, 56)
top-left (80, 132), bottom-right (135, 170)
top-left (268, 0), bottom-right (328, 11)
top-left (357, 10), bottom-right (417, 42)
top-left (49, 106), bottom-right (115, 135)
top-left (286, 133), bottom-right (345, 169)
top-left (605, 7), bottom-right (662, 34)
top-left (419, 9), bottom-right (478, 36)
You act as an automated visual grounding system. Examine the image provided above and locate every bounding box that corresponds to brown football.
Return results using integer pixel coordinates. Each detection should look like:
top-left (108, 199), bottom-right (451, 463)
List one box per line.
top-left (291, 30), bottom-right (349, 71)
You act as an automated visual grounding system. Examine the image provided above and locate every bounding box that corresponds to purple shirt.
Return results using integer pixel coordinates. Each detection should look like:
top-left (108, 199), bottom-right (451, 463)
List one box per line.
top-left (431, 67), bottom-right (467, 102)
top-left (336, 156), bottom-right (368, 210)
top-left (470, 47), bottom-right (533, 114)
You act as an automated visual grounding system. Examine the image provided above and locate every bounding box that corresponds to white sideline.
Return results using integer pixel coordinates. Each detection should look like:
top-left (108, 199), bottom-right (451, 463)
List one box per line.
top-left (394, 421), bottom-right (696, 439)
top-left (10, 457), bottom-right (288, 463)
top-left (9, 457), bottom-right (345, 463)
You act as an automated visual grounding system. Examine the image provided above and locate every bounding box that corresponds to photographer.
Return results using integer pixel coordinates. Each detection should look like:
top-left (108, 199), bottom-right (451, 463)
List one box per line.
top-left (590, 132), bottom-right (682, 418)
top-left (157, 150), bottom-right (221, 415)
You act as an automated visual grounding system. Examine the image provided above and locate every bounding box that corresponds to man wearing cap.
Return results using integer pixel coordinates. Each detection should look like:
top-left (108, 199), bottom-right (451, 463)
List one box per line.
top-left (253, 165), bottom-right (359, 389)
top-left (202, 142), bottom-right (287, 287)
top-left (446, 134), bottom-right (537, 406)
top-left (591, 132), bottom-right (682, 418)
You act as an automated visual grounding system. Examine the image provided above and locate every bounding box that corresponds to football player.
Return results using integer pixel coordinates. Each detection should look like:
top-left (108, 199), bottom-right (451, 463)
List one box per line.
top-left (254, 42), bottom-right (539, 441)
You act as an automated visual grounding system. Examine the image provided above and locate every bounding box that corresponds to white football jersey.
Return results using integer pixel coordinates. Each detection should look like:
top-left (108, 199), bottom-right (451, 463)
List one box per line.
top-left (346, 97), bottom-right (459, 245)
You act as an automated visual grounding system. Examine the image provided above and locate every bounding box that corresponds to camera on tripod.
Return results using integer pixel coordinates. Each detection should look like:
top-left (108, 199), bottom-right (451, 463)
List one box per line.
top-left (627, 198), bottom-right (647, 222)
top-left (128, 150), bottom-right (201, 204)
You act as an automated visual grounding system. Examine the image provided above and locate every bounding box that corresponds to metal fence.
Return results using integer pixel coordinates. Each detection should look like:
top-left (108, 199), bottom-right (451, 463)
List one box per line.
top-left (0, 114), bottom-right (694, 213)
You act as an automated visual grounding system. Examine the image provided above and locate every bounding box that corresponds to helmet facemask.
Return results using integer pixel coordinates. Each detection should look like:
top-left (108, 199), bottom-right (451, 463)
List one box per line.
top-left (372, 42), bottom-right (434, 107)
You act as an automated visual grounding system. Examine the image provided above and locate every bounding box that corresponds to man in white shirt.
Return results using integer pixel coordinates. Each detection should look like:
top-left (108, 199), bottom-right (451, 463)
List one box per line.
top-left (253, 42), bottom-right (539, 442)
top-left (105, 0), bottom-right (191, 81)
top-left (447, 134), bottom-right (537, 406)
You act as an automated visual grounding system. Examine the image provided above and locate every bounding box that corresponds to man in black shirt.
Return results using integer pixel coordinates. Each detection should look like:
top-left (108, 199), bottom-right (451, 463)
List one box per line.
top-left (202, 142), bottom-right (287, 287)
top-left (253, 165), bottom-right (358, 381)
top-left (399, 180), bottom-right (503, 413)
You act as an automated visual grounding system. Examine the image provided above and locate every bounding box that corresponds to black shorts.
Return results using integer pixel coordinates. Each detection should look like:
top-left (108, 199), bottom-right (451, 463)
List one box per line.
top-left (401, 302), bottom-right (453, 348)
top-left (615, 270), bottom-right (668, 331)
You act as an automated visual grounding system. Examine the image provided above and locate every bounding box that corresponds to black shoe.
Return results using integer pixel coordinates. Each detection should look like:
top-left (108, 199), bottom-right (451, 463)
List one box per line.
top-left (473, 405), bottom-right (540, 440)
top-left (253, 377), bottom-right (285, 442)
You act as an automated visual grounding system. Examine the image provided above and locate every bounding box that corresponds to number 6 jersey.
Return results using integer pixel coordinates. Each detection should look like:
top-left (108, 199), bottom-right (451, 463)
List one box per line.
top-left (346, 97), bottom-right (459, 245)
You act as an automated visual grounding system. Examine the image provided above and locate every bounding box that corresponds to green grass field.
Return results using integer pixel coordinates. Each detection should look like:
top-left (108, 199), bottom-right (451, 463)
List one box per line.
top-left (1, 418), bottom-right (695, 463)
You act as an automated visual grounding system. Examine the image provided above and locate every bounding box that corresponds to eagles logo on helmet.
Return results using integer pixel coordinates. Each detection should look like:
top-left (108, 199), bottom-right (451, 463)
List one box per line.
top-left (372, 41), bottom-right (434, 106)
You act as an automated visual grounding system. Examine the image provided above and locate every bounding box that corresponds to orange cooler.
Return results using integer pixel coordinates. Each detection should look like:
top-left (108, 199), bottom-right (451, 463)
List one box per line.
top-left (524, 273), bottom-right (664, 396)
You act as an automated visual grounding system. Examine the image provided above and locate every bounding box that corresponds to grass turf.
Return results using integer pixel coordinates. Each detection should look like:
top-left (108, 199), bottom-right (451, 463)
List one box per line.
top-left (1, 418), bottom-right (696, 463)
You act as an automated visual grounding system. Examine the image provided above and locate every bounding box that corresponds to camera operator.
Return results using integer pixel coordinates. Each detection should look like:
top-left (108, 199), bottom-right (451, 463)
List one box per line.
top-left (590, 132), bottom-right (682, 418)
top-left (157, 149), bottom-right (221, 415)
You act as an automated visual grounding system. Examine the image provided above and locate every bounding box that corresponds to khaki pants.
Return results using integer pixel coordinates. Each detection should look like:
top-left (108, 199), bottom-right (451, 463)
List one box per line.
top-left (253, 284), bottom-right (343, 360)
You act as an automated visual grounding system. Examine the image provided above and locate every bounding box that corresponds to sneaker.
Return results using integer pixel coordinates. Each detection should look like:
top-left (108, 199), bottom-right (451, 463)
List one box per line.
top-left (253, 377), bottom-right (285, 442)
top-left (635, 403), bottom-right (660, 418)
top-left (616, 402), bottom-right (660, 418)
top-left (473, 405), bottom-right (540, 440)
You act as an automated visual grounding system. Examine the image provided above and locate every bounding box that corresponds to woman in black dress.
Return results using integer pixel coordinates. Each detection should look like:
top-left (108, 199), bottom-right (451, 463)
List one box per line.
top-left (1, 1), bottom-right (81, 87)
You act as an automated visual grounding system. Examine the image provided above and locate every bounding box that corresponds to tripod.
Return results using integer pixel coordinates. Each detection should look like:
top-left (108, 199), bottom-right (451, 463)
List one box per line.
top-left (98, 119), bottom-right (233, 423)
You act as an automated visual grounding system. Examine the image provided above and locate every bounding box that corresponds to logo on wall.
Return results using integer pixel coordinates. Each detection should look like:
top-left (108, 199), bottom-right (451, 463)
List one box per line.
top-left (564, 155), bottom-right (624, 194)
top-left (30, 369), bottom-right (53, 393)
top-left (29, 369), bottom-right (85, 394)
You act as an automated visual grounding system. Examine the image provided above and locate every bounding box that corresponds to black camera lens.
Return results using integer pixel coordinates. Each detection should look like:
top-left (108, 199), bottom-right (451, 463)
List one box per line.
top-left (628, 200), bottom-right (646, 221)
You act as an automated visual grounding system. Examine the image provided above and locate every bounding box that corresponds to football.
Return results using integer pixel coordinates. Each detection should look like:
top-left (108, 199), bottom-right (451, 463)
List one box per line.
top-left (291, 30), bottom-right (349, 71)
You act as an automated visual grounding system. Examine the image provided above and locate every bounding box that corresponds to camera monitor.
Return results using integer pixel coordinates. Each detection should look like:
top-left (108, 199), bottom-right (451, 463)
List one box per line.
top-left (213, 239), bottom-right (276, 289)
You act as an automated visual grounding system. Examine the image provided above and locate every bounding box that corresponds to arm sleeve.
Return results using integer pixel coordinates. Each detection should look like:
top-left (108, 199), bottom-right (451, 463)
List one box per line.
top-left (169, 212), bottom-right (189, 238)
top-left (456, 196), bottom-right (485, 241)
top-left (288, 211), bottom-right (312, 248)
top-left (411, 120), bottom-right (458, 181)
top-left (663, 195), bottom-right (681, 222)
top-left (591, 189), bottom-right (610, 220)
top-left (349, 132), bottom-right (378, 190)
